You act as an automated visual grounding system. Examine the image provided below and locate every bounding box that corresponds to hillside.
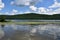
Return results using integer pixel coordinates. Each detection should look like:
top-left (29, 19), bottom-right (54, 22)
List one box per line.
top-left (0, 13), bottom-right (60, 20)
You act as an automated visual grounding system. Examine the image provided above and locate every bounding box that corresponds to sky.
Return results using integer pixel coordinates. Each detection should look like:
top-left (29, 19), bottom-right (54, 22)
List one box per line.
top-left (0, 0), bottom-right (60, 15)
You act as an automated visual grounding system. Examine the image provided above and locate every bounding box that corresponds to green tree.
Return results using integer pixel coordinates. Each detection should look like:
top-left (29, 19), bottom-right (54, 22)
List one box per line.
top-left (0, 16), bottom-right (6, 22)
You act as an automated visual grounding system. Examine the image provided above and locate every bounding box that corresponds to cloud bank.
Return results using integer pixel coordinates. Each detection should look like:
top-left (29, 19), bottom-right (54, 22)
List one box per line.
top-left (11, 0), bottom-right (41, 6)
top-left (49, 0), bottom-right (60, 8)
top-left (0, 0), bottom-right (60, 15)
top-left (0, 0), bottom-right (4, 10)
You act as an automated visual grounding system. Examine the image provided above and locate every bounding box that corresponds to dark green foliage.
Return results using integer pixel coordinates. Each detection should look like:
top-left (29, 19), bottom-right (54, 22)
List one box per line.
top-left (0, 13), bottom-right (60, 20)
top-left (0, 16), bottom-right (7, 22)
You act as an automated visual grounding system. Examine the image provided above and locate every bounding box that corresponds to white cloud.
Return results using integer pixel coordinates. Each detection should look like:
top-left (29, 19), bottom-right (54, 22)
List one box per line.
top-left (11, 0), bottom-right (42, 6)
top-left (36, 0), bottom-right (60, 15)
top-left (10, 9), bottom-right (18, 15)
top-left (1, 7), bottom-right (60, 15)
top-left (38, 7), bottom-right (53, 15)
top-left (3, 9), bottom-right (19, 15)
top-left (11, 1), bottom-right (14, 5)
top-left (49, 0), bottom-right (60, 8)
top-left (53, 8), bottom-right (60, 14)
top-left (12, 9), bottom-right (18, 13)
top-left (23, 0), bottom-right (30, 6)
top-left (18, 6), bottom-right (60, 15)
top-left (29, 6), bottom-right (59, 15)
top-left (12, 0), bottom-right (30, 6)
top-left (0, 0), bottom-right (4, 10)
top-left (37, 7), bottom-right (60, 15)
top-left (0, 8), bottom-right (60, 15)
top-left (9, 9), bottom-right (26, 15)
top-left (38, 7), bottom-right (47, 13)
top-left (29, 6), bottom-right (37, 11)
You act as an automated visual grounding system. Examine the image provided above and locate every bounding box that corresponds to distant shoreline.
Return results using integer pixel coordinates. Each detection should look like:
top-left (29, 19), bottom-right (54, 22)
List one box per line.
top-left (0, 13), bottom-right (60, 20)
top-left (0, 21), bottom-right (60, 25)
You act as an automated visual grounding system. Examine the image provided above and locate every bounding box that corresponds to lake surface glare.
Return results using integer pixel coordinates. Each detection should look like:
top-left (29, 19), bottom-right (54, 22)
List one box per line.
top-left (0, 23), bottom-right (60, 40)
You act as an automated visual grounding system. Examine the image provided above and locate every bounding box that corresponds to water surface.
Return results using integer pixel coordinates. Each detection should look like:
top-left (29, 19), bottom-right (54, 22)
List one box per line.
top-left (0, 23), bottom-right (60, 40)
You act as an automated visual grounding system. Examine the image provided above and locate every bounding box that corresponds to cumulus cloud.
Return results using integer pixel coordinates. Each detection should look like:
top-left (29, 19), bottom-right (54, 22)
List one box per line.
top-left (11, 0), bottom-right (41, 6)
top-left (38, 7), bottom-right (47, 13)
top-left (0, 0), bottom-right (4, 10)
top-left (1, 8), bottom-right (60, 15)
top-left (53, 8), bottom-right (60, 14)
top-left (2, 9), bottom-right (19, 15)
top-left (11, 1), bottom-right (14, 5)
top-left (29, 6), bottom-right (37, 11)
top-left (10, 9), bottom-right (18, 15)
top-left (37, 0), bottom-right (60, 15)
top-left (49, 0), bottom-right (60, 8)
top-left (12, 9), bottom-right (18, 13)
top-left (11, 6), bottom-right (60, 15)
top-left (37, 7), bottom-right (52, 15)
top-left (37, 7), bottom-right (60, 15)
top-left (0, 8), bottom-right (60, 15)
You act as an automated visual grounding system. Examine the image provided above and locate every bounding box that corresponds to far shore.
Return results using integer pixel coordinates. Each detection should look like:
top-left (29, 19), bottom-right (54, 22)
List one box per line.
top-left (0, 21), bottom-right (60, 25)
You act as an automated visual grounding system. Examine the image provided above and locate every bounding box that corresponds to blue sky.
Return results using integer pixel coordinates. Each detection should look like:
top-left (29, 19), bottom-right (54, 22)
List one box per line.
top-left (0, 0), bottom-right (60, 15)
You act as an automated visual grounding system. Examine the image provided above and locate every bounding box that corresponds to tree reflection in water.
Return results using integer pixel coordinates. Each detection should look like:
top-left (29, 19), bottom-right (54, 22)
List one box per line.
top-left (0, 24), bottom-right (5, 40)
top-left (0, 24), bottom-right (60, 40)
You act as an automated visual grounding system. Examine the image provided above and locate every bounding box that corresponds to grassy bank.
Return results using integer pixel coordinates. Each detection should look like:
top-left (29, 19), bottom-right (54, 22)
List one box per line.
top-left (0, 21), bottom-right (60, 25)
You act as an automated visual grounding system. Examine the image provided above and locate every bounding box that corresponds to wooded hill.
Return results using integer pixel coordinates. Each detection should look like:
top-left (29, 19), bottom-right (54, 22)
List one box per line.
top-left (0, 13), bottom-right (60, 20)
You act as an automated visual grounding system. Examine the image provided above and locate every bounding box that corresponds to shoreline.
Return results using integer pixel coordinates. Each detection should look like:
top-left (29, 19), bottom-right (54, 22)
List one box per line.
top-left (0, 21), bottom-right (60, 25)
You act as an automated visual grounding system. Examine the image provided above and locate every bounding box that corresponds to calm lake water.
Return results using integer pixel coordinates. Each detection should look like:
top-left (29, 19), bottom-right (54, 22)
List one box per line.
top-left (7, 20), bottom-right (60, 22)
top-left (0, 23), bottom-right (60, 40)
top-left (0, 20), bottom-right (60, 40)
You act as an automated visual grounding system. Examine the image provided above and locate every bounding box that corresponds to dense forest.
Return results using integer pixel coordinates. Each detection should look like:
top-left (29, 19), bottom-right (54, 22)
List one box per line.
top-left (0, 13), bottom-right (60, 20)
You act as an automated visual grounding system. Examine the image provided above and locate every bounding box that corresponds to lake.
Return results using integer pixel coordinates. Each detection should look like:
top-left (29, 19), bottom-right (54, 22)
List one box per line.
top-left (0, 22), bottom-right (60, 40)
top-left (6, 20), bottom-right (60, 22)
